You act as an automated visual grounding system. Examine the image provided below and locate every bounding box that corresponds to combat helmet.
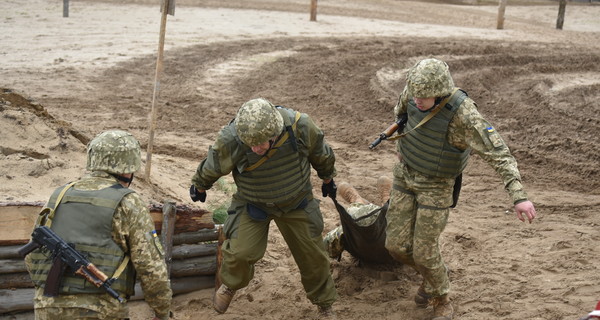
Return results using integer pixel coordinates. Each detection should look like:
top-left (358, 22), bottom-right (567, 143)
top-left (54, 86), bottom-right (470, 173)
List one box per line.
top-left (406, 58), bottom-right (455, 98)
top-left (234, 98), bottom-right (284, 146)
top-left (86, 130), bottom-right (142, 174)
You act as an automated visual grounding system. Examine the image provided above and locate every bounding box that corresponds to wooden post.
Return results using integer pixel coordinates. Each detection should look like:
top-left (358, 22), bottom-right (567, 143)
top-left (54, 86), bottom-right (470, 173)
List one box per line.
top-left (160, 200), bottom-right (177, 275)
top-left (496, 0), bottom-right (507, 30)
top-left (310, 0), bottom-right (317, 21)
top-left (145, 0), bottom-right (171, 181)
top-left (215, 225), bottom-right (225, 290)
top-left (556, 0), bottom-right (566, 30)
top-left (63, 0), bottom-right (69, 18)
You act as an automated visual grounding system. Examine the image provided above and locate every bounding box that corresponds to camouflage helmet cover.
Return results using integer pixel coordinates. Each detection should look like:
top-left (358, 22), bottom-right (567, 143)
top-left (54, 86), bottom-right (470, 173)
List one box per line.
top-left (234, 98), bottom-right (284, 146)
top-left (407, 58), bottom-right (455, 98)
top-left (86, 130), bottom-right (142, 174)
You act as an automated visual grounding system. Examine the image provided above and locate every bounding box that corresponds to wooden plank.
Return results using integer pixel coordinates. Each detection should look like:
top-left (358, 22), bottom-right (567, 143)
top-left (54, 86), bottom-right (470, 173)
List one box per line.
top-left (0, 202), bottom-right (214, 245)
top-left (0, 205), bottom-right (40, 245)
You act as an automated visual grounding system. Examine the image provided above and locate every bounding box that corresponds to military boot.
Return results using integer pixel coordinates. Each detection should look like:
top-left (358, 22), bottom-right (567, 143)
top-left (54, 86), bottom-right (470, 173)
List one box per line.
top-left (376, 175), bottom-right (392, 205)
top-left (337, 182), bottom-right (368, 204)
top-left (213, 284), bottom-right (236, 314)
top-left (414, 282), bottom-right (432, 308)
top-left (317, 305), bottom-right (337, 319)
top-left (431, 294), bottom-right (454, 320)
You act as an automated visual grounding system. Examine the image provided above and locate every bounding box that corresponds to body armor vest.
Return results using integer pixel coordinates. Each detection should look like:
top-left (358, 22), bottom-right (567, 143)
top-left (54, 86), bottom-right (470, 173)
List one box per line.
top-left (399, 89), bottom-right (470, 178)
top-left (29, 184), bottom-right (136, 296)
top-left (232, 108), bottom-right (312, 212)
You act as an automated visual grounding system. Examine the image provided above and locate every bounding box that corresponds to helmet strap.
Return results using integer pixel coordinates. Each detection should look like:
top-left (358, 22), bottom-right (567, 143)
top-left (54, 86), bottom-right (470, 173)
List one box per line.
top-left (111, 173), bottom-right (134, 187)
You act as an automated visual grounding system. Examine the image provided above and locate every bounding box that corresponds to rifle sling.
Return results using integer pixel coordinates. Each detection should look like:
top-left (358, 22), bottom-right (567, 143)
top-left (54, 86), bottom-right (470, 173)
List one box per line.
top-left (388, 88), bottom-right (459, 141)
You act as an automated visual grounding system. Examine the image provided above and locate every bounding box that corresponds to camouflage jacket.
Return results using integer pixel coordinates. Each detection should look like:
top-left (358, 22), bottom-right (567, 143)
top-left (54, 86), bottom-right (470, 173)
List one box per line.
top-left (26, 172), bottom-right (172, 319)
top-left (192, 107), bottom-right (336, 191)
top-left (394, 86), bottom-right (528, 204)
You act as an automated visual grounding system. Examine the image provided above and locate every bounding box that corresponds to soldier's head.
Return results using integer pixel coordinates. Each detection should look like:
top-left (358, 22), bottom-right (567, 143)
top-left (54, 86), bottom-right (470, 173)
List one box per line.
top-left (234, 98), bottom-right (284, 155)
top-left (86, 130), bottom-right (142, 186)
top-left (407, 58), bottom-right (455, 111)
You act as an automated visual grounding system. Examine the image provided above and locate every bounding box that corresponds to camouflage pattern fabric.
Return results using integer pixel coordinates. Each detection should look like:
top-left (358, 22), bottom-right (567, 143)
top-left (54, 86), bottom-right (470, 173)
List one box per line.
top-left (234, 98), bottom-right (284, 146)
top-left (387, 58), bottom-right (530, 298)
top-left (26, 172), bottom-right (172, 320)
top-left (385, 161), bottom-right (454, 297)
top-left (406, 58), bottom-right (454, 98)
top-left (192, 106), bottom-right (336, 191)
top-left (86, 130), bottom-right (142, 174)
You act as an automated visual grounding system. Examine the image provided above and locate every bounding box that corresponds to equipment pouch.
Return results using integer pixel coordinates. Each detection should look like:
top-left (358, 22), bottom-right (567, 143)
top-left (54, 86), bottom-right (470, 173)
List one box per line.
top-left (450, 174), bottom-right (462, 208)
top-left (247, 203), bottom-right (268, 222)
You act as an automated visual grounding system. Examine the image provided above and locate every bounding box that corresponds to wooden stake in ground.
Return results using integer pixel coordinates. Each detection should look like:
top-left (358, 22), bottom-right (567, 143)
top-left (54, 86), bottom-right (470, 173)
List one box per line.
top-left (497, 0), bottom-right (507, 30)
top-left (145, 0), bottom-right (174, 181)
top-left (310, 0), bottom-right (317, 21)
top-left (556, 0), bottom-right (566, 30)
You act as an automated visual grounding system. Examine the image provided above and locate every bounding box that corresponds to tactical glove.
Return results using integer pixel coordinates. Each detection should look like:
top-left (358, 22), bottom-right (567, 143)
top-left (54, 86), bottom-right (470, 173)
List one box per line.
top-left (321, 179), bottom-right (337, 200)
top-left (190, 185), bottom-right (207, 202)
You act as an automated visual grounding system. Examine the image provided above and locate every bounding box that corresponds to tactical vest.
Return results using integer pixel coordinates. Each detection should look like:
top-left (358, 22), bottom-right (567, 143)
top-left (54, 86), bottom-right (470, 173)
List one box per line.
top-left (28, 183), bottom-right (136, 296)
top-left (232, 107), bottom-right (312, 212)
top-left (399, 89), bottom-right (470, 178)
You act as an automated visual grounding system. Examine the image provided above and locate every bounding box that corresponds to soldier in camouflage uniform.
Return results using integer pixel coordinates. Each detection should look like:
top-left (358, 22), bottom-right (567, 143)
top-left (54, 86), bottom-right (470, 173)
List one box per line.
top-left (386, 58), bottom-right (537, 320)
top-left (25, 130), bottom-right (172, 320)
top-left (189, 98), bottom-right (338, 318)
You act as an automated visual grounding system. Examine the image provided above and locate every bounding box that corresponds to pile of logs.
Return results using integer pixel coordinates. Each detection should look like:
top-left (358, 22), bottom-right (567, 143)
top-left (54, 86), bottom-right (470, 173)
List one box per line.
top-left (0, 200), bottom-right (221, 317)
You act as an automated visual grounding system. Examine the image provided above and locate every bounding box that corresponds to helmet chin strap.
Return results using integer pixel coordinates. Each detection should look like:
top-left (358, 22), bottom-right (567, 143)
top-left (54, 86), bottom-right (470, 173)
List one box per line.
top-left (111, 173), bottom-right (134, 187)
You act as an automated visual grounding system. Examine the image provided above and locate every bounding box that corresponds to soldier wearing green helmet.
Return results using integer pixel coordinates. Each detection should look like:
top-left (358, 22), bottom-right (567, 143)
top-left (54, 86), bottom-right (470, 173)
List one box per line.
top-left (25, 130), bottom-right (172, 320)
top-left (190, 98), bottom-right (338, 318)
top-left (385, 58), bottom-right (537, 320)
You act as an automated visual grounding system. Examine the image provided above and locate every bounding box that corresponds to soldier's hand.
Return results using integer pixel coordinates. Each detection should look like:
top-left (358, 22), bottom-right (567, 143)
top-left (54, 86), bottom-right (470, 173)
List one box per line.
top-left (514, 200), bottom-right (536, 223)
top-left (321, 179), bottom-right (337, 200)
top-left (189, 185), bottom-right (207, 202)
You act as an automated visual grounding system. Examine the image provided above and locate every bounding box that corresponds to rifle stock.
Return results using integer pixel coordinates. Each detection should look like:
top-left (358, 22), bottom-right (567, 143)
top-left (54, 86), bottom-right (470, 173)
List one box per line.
top-left (369, 113), bottom-right (408, 150)
top-left (19, 226), bottom-right (125, 303)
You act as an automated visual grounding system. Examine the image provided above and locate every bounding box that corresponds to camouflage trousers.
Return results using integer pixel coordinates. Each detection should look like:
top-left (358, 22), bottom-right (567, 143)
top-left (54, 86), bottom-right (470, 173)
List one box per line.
top-left (385, 161), bottom-right (455, 297)
top-left (220, 197), bottom-right (337, 307)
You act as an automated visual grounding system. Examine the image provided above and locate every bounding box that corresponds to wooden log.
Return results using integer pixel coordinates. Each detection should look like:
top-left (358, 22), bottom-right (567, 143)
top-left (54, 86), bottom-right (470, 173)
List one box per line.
top-left (160, 200), bottom-right (177, 275)
top-left (170, 255), bottom-right (216, 277)
top-left (0, 287), bottom-right (33, 314)
top-left (0, 259), bottom-right (26, 274)
top-left (496, 0), bottom-right (507, 30)
top-left (173, 229), bottom-right (218, 245)
top-left (0, 202), bottom-right (214, 245)
top-left (0, 272), bottom-right (33, 289)
top-left (171, 243), bottom-right (217, 260)
top-left (0, 245), bottom-right (22, 259)
top-left (0, 275), bottom-right (216, 314)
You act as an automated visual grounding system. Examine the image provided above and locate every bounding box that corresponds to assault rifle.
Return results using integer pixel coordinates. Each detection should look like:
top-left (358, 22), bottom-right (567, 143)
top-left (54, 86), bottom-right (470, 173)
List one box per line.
top-left (18, 226), bottom-right (125, 303)
top-left (369, 113), bottom-right (408, 150)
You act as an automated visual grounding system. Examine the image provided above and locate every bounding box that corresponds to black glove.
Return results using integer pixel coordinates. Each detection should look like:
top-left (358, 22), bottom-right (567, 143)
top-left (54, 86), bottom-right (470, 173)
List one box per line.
top-left (321, 179), bottom-right (337, 200)
top-left (189, 185), bottom-right (207, 202)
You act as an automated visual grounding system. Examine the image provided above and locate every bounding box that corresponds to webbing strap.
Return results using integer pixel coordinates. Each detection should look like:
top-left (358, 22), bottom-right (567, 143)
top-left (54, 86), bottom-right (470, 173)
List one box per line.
top-left (110, 255), bottom-right (130, 281)
top-left (388, 88), bottom-right (460, 141)
top-left (41, 181), bottom-right (77, 228)
top-left (244, 111), bottom-right (302, 172)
